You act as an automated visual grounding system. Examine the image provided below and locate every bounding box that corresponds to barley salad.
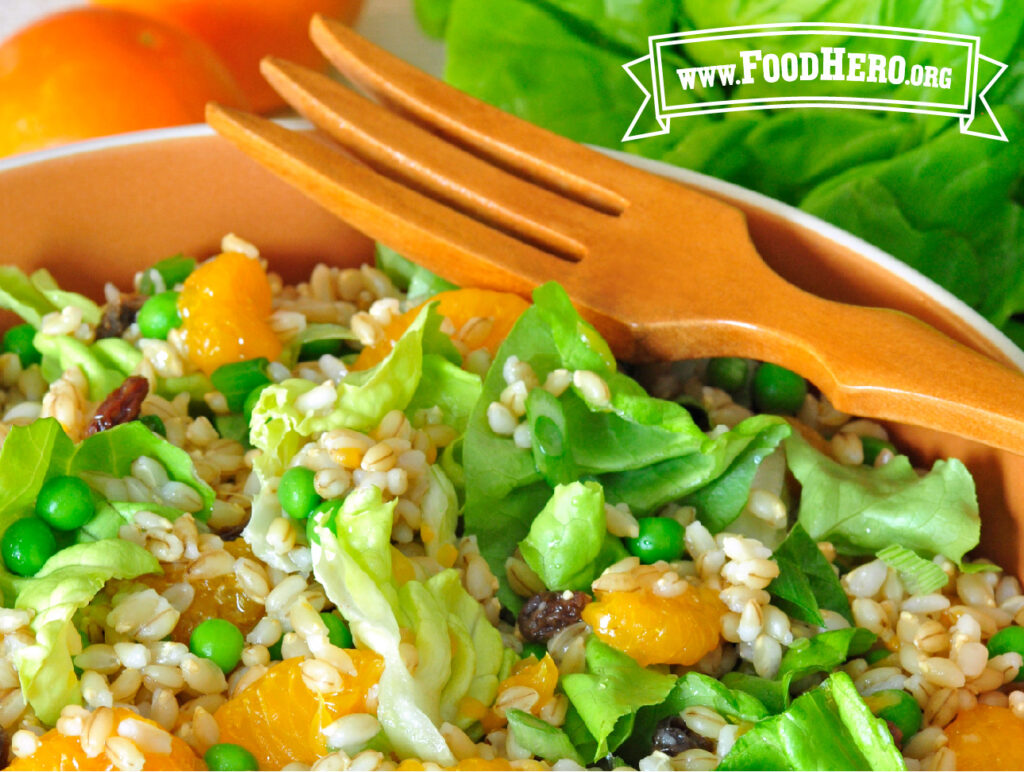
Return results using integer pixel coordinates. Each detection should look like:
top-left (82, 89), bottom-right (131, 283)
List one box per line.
top-left (0, 234), bottom-right (1022, 771)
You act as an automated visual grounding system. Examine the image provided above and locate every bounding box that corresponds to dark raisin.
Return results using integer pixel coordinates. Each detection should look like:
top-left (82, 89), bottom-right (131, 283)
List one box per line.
top-left (86, 375), bottom-right (150, 436)
top-left (0, 725), bottom-right (9, 768)
top-left (95, 294), bottom-right (145, 340)
top-left (651, 716), bottom-right (714, 756)
top-left (517, 590), bottom-right (590, 643)
top-left (214, 521), bottom-right (249, 542)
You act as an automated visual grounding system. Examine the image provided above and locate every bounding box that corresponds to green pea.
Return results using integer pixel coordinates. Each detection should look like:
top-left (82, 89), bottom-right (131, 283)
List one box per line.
top-left (521, 642), bottom-right (547, 660)
top-left (752, 363), bottom-right (807, 414)
top-left (137, 291), bottom-right (182, 340)
top-left (138, 414), bottom-right (167, 437)
top-left (320, 612), bottom-right (354, 649)
top-left (2, 518), bottom-right (57, 577)
top-left (190, 619), bottom-right (244, 674)
top-left (204, 743), bottom-right (259, 771)
top-left (864, 689), bottom-right (922, 741)
top-left (36, 475), bottom-right (94, 531)
top-left (278, 466), bottom-right (322, 520)
top-left (988, 626), bottom-right (1024, 681)
top-left (625, 517), bottom-right (685, 564)
top-left (861, 436), bottom-right (897, 466)
top-left (706, 357), bottom-right (748, 392)
top-left (3, 323), bottom-right (41, 367)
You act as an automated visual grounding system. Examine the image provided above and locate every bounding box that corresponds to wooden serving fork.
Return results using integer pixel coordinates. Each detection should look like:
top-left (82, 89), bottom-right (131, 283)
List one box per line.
top-left (206, 16), bottom-right (1024, 456)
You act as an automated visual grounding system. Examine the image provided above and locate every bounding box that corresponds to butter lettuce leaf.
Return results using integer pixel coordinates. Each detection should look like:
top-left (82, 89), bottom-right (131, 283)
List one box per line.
top-left (561, 637), bottom-right (677, 762)
top-left (311, 485), bottom-right (509, 764)
top-left (14, 540), bottom-right (160, 726)
top-left (506, 709), bottom-right (584, 766)
top-left (519, 481), bottom-right (606, 592)
top-left (72, 422), bottom-right (214, 518)
top-left (406, 355), bottom-right (482, 436)
top-left (620, 672), bottom-right (769, 764)
top-left (786, 432), bottom-right (980, 563)
top-left (769, 523), bottom-right (853, 627)
top-left (464, 284), bottom-right (786, 610)
top-left (718, 671), bottom-right (905, 771)
top-left (252, 304), bottom-right (442, 474)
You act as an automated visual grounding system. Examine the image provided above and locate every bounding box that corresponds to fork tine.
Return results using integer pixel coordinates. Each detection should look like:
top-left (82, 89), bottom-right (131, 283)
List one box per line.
top-left (261, 56), bottom-right (591, 263)
top-left (310, 14), bottom-right (632, 215)
top-left (205, 103), bottom-right (576, 294)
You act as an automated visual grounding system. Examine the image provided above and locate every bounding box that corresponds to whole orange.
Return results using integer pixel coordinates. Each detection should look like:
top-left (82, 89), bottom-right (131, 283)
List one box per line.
top-left (92, 0), bottom-right (366, 113)
top-left (0, 7), bottom-right (250, 158)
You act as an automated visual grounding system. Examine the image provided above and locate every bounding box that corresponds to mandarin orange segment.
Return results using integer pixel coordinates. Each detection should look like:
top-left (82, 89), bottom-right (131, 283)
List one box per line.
top-left (352, 289), bottom-right (529, 370)
top-left (481, 654), bottom-right (559, 732)
top-left (214, 652), bottom-right (383, 769)
top-left (946, 703), bottom-right (1024, 770)
top-left (581, 584), bottom-right (725, 667)
top-left (178, 251), bottom-right (281, 374)
top-left (8, 707), bottom-right (202, 771)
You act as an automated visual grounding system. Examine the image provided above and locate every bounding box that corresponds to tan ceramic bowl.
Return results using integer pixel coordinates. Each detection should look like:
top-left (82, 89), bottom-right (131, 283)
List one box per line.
top-left (2, 125), bottom-right (1023, 575)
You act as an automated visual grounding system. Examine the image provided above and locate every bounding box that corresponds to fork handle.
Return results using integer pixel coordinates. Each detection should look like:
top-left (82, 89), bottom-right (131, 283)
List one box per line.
top-left (637, 284), bottom-right (1024, 458)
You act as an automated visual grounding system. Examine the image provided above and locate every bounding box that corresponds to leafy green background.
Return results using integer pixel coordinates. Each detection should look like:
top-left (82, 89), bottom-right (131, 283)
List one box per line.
top-left (413, 0), bottom-right (1024, 348)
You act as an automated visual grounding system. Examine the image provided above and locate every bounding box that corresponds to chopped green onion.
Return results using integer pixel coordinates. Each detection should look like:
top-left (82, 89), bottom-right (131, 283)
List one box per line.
top-left (139, 254), bottom-right (197, 295)
top-left (137, 414), bottom-right (166, 436)
top-left (861, 436), bottom-right (896, 465)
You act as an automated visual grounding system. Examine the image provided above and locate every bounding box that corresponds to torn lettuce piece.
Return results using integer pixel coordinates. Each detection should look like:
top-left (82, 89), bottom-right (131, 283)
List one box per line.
top-left (244, 486), bottom-right (310, 575)
top-left (620, 672), bottom-right (769, 764)
top-left (464, 283), bottom-right (787, 610)
top-left (406, 355), bottom-right (482, 436)
top-left (778, 628), bottom-right (877, 686)
top-left (604, 413), bottom-right (790, 520)
top-left (786, 432), bottom-right (980, 564)
top-left (72, 422), bottom-right (215, 519)
top-left (768, 523), bottom-right (853, 627)
top-left (0, 419), bottom-right (75, 603)
top-left (518, 481), bottom-right (606, 592)
top-left (281, 323), bottom-right (358, 368)
top-left (14, 540), bottom-right (160, 725)
top-left (506, 709), bottom-right (583, 766)
top-left (418, 465), bottom-right (459, 561)
top-left (561, 637), bottom-right (677, 762)
top-left (251, 304), bottom-right (443, 475)
top-left (718, 671), bottom-right (906, 770)
top-left (310, 485), bottom-right (509, 764)
top-left (375, 243), bottom-right (457, 302)
top-left (79, 502), bottom-right (185, 543)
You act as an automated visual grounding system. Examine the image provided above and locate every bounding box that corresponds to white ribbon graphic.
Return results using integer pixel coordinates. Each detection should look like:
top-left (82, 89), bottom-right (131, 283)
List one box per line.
top-left (623, 23), bottom-right (1008, 142)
